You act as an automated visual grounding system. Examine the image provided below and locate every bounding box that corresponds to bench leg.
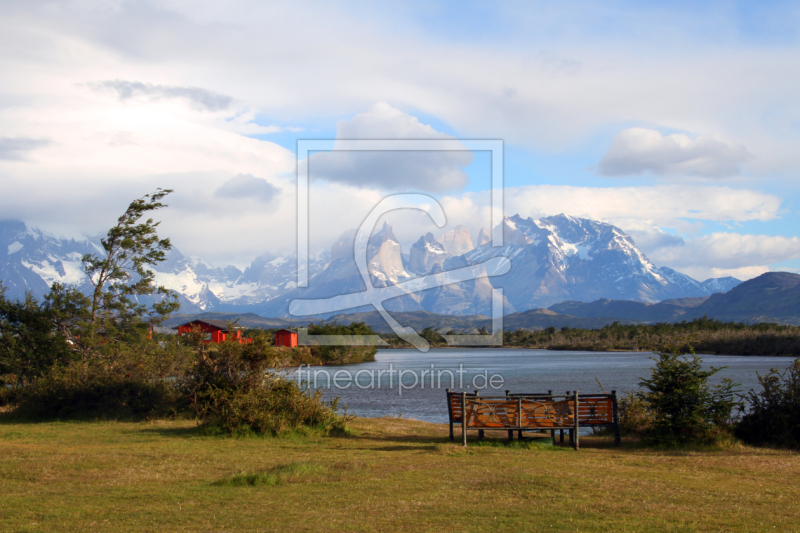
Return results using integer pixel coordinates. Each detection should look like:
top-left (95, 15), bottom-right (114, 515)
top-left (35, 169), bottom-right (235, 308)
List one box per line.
top-left (507, 430), bottom-right (514, 441)
top-left (518, 430), bottom-right (523, 439)
top-left (449, 422), bottom-right (454, 442)
top-left (478, 429), bottom-right (485, 441)
top-left (560, 429), bottom-right (564, 443)
top-left (550, 429), bottom-right (555, 440)
top-left (614, 423), bottom-right (621, 447)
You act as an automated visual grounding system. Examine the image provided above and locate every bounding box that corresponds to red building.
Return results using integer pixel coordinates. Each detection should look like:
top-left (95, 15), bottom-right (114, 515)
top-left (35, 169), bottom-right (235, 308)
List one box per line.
top-left (274, 329), bottom-right (298, 347)
top-left (173, 319), bottom-right (252, 344)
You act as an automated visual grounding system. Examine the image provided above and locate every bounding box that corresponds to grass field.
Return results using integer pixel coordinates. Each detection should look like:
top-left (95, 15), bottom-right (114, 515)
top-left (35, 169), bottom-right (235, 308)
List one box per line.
top-left (0, 417), bottom-right (798, 532)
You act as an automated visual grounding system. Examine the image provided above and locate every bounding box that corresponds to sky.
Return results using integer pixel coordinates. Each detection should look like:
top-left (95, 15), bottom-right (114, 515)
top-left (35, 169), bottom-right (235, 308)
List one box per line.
top-left (1, 0), bottom-right (799, 281)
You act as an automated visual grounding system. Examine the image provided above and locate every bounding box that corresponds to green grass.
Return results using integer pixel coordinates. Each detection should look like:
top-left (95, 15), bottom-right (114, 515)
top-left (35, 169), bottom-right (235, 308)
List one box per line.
top-left (213, 462), bottom-right (329, 487)
top-left (0, 417), bottom-right (798, 532)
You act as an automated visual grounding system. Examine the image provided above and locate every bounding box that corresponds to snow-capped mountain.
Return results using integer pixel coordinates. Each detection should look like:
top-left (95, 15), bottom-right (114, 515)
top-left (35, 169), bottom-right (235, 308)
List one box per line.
top-left (0, 219), bottom-right (327, 312)
top-left (0, 214), bottom-right (740, 317)
top-left (464, 214), bottom-right (740, 310)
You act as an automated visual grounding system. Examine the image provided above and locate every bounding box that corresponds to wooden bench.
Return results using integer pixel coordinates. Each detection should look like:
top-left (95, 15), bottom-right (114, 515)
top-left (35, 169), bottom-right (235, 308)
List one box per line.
top-left (446, 389), bottom-right (620, 449)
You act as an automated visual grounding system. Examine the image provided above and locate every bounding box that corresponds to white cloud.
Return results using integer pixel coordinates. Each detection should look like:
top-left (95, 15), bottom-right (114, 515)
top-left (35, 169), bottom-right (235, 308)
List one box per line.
top-left (597, 128), bottom-right (751, 178)
top-left (88, 79), bottom-right (234, 112)
top-left (651, 232), bottom-right (800, 269)
top-left (503, 184), bottom-right (780, 227)
top-left (306, 102), bottom-right (472, 192)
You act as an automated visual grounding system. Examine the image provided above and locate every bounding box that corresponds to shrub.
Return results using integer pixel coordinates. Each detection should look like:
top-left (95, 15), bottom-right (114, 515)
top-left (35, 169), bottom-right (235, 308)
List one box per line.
top-left (197, 376), bottom-right (347, 436)
top-left (12, 339), bottom-right (189, 419)
top-left (186, 328), bottom-right (348, 435)
top-left (306, 322), bottom-right (378, 364)
top-left (736, 357), bottom-right (800, 448)
top-left (638, 349), bottom-right (740, 443)
top-left (617, 390), bottom-right (654, 437)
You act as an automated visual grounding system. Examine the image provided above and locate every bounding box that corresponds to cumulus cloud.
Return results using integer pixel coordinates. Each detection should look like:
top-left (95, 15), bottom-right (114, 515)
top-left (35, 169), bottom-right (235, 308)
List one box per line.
top-left (89, 80), bottom-right (234, 112)
top-left (214, 174), bottom-right (279, 203)
top-left (647, 232), bottom-right (800, 281)
top-left (0, 137), bottom-right (51, 160)
top-left (651, 233), bottom-right (800, 269)
top-left (306, 102), bottom-right (472, 192)
top-left (597, 128), bottom-right (751, 178)
top-left (503, 184), bottom-right (780, 227)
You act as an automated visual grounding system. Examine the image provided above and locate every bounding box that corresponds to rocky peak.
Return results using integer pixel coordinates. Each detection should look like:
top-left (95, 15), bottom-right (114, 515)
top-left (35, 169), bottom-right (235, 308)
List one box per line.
top-left (331, 229), bottom-right (357, 263)
top-left (438, 225), bottom-right (474, 256)
top-left (476, 228), bottom-right (491, 246)
top-left (409, 232), bottom-right (450, 274)
top-left (367, 222), bottom-right (407, 285)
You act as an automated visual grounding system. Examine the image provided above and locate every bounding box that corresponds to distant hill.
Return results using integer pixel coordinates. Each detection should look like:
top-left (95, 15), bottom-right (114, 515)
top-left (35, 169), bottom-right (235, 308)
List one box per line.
top-left (685, 272), bottom-right (800, 325)
top-left (549, 296), bottom-right (709, 323)
top-left (314, 308), bottom-right (637, 333)
top-left (161, 308), bottom-right (639, 334)
top-left (161, 312), bottom-right (319, 331)
top-left (549, 272), bottom-right (800, 326)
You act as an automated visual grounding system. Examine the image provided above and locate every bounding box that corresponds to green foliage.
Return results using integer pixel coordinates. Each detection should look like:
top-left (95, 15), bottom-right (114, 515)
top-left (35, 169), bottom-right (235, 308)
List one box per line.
top-left (736, 357), bottom-right (800, 448)
top-left (305, 322), bottom-right (378, 364)
top-left (186, 327), bottom-right (348, 436)
top-left (617, 390), bottom-right (654, 437)
top-left (212, 463), bottom-right (328, 487)
top-left (0, 285), bottom-right (88, 386)
top-left (13, 339), bottom-right (189, 419)
top-left (638, 349), bottom-right (740, 442)
top-left (502, 317), bottom-right (800, 356)
top-left (82, 188), bottom-right (179, 335)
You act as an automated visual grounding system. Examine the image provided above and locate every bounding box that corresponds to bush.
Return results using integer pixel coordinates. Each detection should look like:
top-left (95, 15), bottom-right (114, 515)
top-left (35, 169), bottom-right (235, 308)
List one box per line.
top-left (638, 349), bottom-right (740, 443)
top-left (197, 376), bottom-right (347, 436)
top-left (186, 329), bottom-right (348, 435)
top-left (13, 339), bottom-right (189, 419)
top-left (306, 322), bottom-right (378, 364)
top-left (617, 390), bottom-right (654, 437)
top-left (736, 357), bottom-right (800, 448)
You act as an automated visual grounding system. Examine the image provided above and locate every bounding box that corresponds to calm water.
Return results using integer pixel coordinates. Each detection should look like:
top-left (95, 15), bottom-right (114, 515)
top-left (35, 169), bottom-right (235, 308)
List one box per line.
top-left (299, 349), bottom-right (795, 424)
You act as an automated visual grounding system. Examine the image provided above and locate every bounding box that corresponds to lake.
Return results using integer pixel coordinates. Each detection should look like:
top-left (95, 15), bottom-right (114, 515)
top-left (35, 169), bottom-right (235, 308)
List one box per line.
top-left (298, 349), bottom-right (795, 423)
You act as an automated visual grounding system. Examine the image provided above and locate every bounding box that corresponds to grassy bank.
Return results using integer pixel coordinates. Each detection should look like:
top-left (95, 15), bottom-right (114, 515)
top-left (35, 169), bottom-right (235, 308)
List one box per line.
top-left (0, 417), bottom-right (798, 532)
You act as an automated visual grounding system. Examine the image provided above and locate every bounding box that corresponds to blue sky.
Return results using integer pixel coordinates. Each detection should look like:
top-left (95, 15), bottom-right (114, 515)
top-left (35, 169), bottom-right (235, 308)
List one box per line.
top-left (0, 0), bottom-right (799, 279)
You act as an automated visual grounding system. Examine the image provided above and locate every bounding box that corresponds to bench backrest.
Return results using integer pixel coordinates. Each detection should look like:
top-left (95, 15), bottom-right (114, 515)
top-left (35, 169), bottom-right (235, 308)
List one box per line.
top-left (448, 393), bottom-right (616, 429)
top-left (446, 391), bottom-right (477, 423)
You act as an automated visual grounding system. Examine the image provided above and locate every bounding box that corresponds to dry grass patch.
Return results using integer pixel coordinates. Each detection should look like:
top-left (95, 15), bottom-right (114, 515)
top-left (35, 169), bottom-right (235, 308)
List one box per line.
top-left (0, 416), bottom-right (798, 532)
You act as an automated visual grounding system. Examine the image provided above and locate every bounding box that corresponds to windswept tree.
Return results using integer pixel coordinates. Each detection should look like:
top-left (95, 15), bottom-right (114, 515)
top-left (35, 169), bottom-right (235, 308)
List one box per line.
top-left (82, 188), bottom-right (180, 336)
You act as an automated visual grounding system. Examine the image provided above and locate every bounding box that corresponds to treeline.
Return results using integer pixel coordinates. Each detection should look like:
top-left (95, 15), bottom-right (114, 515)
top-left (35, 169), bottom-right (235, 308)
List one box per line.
top-left (376, 318), bottom-right (800, 355)
top-left (503, 318), bottom-right (800, 355)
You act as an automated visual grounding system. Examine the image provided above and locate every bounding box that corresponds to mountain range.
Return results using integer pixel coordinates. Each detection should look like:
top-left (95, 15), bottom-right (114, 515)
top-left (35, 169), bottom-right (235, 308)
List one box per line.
top-left (160, 271), bottom-right (800, 332)
top-left (0, 214), bottom-right (741, 319)
top-left (551, 271), bottom-right (800, 326)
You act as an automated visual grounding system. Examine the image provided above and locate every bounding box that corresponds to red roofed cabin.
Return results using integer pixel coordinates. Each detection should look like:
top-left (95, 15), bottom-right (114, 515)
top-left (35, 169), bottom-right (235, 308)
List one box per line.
top-left (274, 329), bottom-right (298, 348)
top-left (173, 319), bottom-right (252, 344)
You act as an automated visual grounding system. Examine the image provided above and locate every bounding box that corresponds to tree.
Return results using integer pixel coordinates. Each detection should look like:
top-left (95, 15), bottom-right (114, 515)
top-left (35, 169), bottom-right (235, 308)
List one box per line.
top-left (639, 349), bottom-right (739, 442)
top-left (0, 284), bottom-right (88, 385)
top-left (82, 188), bottom-right (179, 336)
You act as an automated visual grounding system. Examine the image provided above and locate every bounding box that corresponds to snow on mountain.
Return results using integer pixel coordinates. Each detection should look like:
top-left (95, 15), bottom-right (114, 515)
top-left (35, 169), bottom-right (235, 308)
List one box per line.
top-left (0, 219), bottom-right (327, 313)
top-left (0, 215), bottom-right (741, 317)
top-left (465, 214), bottom-right (738, 310)
top-left (408, 232), bottom-right (450, 274)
